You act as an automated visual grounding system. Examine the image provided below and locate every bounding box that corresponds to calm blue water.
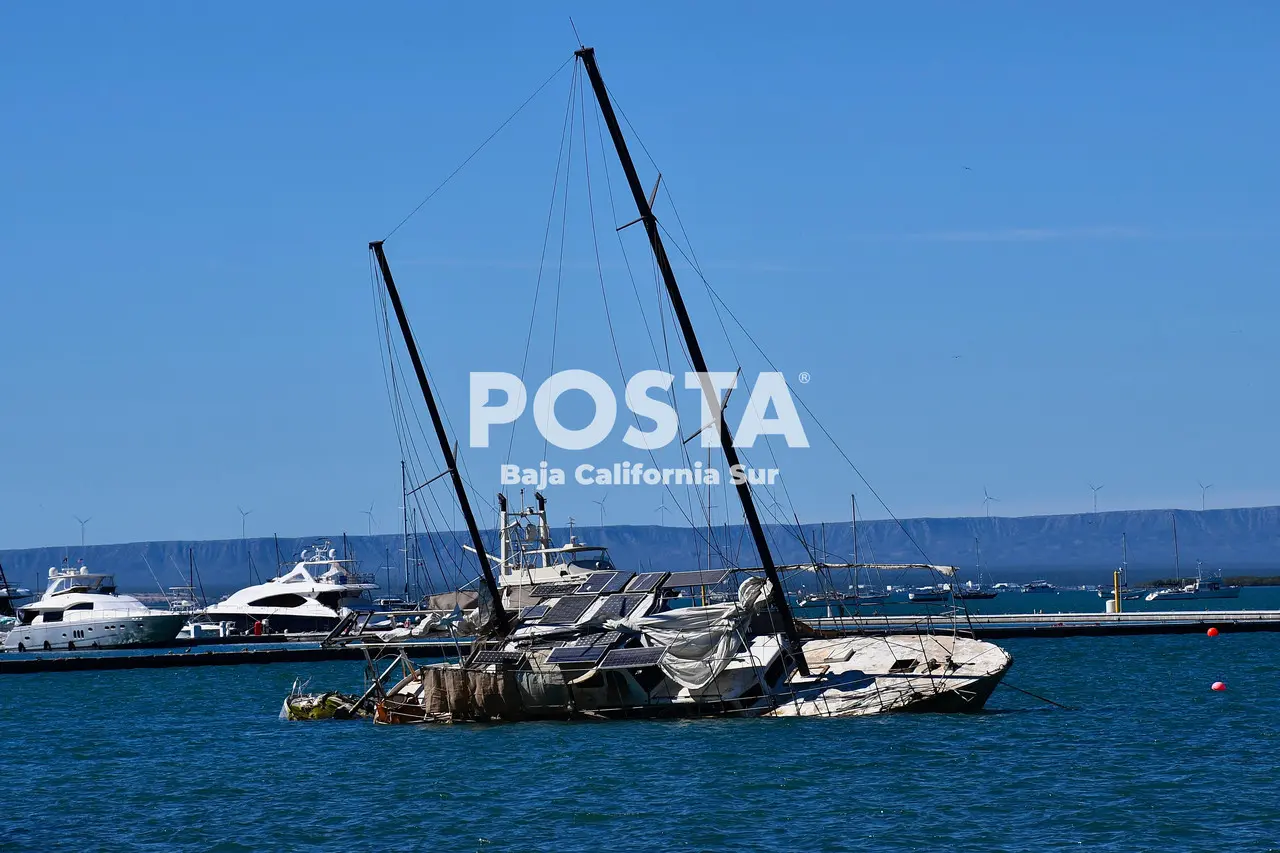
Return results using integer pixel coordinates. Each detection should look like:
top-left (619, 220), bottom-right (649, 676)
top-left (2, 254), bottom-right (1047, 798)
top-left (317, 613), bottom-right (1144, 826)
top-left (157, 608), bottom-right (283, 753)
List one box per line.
top-left (3, 632), bottom-right (1278, 852)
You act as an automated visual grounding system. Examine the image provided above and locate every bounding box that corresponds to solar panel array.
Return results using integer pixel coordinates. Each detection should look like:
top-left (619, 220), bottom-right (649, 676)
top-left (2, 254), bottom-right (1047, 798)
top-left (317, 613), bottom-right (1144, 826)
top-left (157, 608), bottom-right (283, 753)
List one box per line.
top-left (519, 604), bottom-right (550, 620)
top-left (569, 630), bottom-right (621, 647)
top-left (468, 649), bottom-right (526, 666)
top-left (591, 594), bottom-right (647, 620)
top-left (546, 643), bottom-right (610, 666)
top-left (575, 571), bottom-right (622, 594)
top-left (663, 569), bottom-right (731, 589)
top-left (626, 572), bottom-right (668, 593)
top-left (531, 581), bottom-right (583, 598)
top-left (597, 572), bottom-right (633, 594)
top-left (598, 646), bottom-right (667, 670)
top-left (539, 594), bottom-right (599, 625)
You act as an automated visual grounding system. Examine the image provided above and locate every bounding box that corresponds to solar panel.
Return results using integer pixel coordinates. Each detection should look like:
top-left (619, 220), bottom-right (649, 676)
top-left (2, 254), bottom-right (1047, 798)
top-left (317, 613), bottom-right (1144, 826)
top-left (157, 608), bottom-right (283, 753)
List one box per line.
top-left (591, 595), bottom-right (648, 620)
top-left (531, 581), bottom-right (582, 598)
top-left (598, 572), bottom-right (634, 594)
top-left (627, 572), bottom-right (668, 593)
top-left (569, 630), bottom-right (621, 647)
top-left (519, 604), bottom-right (550, 620)
top-left (598, 646), bottom-right (667, 670)
top-left (546, 644), bottom-right (610, 666)
top-left (575, 572), bottom-right (622, 594)
top-left (663, 569), bottom-right (731, 589)
top-left (539, 594), bottom-right (599, 625)
top-left (468, 649), bottom-right (525, 666)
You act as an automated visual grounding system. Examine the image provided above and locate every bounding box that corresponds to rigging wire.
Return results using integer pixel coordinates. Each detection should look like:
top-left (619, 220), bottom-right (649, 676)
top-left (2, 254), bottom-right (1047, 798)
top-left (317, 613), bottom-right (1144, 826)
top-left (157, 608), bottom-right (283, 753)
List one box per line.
top-left (539, 66), bottom-right (579, 462)
top-left (384, 56), bottom-right (574, 242)
top-left (579, 58), bottom-right (724, 557)
top-left (503, 61), bottom-right (582, 478)
top-left (595, 80), bottom-right (969, 635)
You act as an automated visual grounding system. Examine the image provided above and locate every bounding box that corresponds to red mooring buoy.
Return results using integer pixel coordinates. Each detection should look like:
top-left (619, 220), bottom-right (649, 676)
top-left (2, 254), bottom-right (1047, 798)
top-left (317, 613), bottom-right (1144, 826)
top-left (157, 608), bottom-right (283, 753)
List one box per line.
top-left (1211, 681), bottom-right (1227, 691)
top-left (1207, 627), bottom-right (1220, 637)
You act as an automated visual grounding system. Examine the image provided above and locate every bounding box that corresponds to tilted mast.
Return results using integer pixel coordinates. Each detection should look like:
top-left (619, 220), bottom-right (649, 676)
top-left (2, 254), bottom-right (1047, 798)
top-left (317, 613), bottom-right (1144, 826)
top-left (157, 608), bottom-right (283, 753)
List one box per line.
top-left (575, 47), bottom-right (807, 671)
top-left (369, 241), bottom-right (509, 634)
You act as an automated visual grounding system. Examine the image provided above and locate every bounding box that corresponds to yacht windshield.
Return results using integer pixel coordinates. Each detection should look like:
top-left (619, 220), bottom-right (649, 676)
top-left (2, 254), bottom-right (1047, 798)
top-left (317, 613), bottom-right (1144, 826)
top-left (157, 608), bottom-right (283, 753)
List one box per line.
top-left (561, 550), bottom-right (614, 573)
top-left (47, 574), bottom-right (116, 596)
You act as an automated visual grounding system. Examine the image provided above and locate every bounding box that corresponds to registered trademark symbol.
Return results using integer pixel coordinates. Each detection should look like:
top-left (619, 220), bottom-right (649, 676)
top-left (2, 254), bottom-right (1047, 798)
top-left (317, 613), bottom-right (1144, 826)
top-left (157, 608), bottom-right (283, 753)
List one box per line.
top-left (798, 371), bottom-right (811, 384)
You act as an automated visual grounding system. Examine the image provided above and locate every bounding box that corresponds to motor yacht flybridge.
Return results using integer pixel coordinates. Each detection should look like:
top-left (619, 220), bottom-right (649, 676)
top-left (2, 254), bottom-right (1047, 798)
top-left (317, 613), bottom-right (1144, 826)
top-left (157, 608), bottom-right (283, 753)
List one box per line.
top-left (326, 45), bottom-right (1014, 724)
top-left (205, 542), bottom-right (378, 633)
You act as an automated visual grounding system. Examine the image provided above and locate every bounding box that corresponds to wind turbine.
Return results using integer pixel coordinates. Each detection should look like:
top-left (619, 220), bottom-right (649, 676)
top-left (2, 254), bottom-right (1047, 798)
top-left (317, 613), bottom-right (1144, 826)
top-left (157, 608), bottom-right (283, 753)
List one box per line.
top-left (1198, 481), bottom-right (1213, 512)
top-left (237, 506), bottom-right (253, 540)
top-left (982, 487), bottom-right (1000, 518)
top-left (237, 506), bottom-right (255, 586)
top-left (592, 493), bottom-right (609, 529)
top-left (1089, 483), bottom-right (1104, 514)
top-left (654, 496), bottom-right (671, 527)
top-left (361, 501), bottom-right (376, 536)
top-left (73, 515), bottom-right (91, 549)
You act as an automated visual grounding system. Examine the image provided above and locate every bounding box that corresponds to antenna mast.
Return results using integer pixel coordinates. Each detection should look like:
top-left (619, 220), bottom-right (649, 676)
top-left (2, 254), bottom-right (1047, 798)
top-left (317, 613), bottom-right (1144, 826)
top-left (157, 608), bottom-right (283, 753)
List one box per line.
top-left (575, 46), bottom-right (805, 670)
top-left (369, 241), bottom-right (508, 634)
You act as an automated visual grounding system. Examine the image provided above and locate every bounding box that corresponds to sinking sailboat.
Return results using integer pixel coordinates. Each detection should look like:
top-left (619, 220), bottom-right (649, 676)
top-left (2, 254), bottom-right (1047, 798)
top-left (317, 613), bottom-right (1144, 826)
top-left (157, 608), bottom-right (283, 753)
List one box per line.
top-left (314, 45), bottom-right (1013, 724)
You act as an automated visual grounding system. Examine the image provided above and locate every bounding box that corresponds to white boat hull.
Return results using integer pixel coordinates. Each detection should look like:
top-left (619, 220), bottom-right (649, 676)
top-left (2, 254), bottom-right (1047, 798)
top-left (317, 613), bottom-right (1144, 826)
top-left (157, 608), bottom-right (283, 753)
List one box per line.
top-left (3, 611), bottom-right (186, 652)
top-left (1145, 588), bottom-right (1241, 602)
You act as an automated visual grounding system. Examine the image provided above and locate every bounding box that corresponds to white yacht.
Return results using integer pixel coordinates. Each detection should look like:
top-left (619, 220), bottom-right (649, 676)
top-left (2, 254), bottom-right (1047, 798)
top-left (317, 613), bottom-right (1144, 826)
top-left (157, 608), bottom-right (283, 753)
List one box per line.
top-left (204, 542), bottom-right (378, 633)
top-left (4, 564), bottom-right (186, 652)
top-left (1021, 580), bottom-right (1057, 593)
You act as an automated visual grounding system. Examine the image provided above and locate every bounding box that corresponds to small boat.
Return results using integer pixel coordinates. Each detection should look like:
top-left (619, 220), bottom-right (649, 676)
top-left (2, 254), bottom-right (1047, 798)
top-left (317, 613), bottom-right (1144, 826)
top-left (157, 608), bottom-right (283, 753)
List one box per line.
top-left (955, 583), bottom-right (998, 601)
top-left (797, 589), bottom-right (888, 608)
top-left (956, 539), bottom-right (999, 599)
top-left (1140, 513), bottom-right (1240, 602)
top-left (1021, 580), bottom-right (1057, 593)
top-left (908, 584), bottom-right (951, 603)
top-left (1098, 533), bottom-right (1143, 600)
top-left (1145, 562), bottom-right (1241, 601)
top-left (204, 541), bottom-right (378, 633)
top-left (3, 563), bottom-right (187, 652)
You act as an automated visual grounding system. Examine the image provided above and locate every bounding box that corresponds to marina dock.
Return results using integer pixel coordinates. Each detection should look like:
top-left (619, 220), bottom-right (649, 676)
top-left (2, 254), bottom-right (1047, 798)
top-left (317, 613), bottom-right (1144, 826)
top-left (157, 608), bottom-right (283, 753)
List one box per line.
top-left (0, 636), bottom-right (472, 675)
top-left (7, 609), bottom-right (1280, 675)
top-left (804, 608), bottom-right (1280, 638)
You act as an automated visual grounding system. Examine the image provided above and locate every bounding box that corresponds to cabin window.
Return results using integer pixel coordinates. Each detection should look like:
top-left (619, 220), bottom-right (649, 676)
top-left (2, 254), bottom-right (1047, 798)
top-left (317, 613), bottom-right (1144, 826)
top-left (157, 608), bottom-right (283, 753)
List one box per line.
top-left (65, 602), bottom-right (94, 611)
top-left (42, 610), bottom-right (64, 623)
top-left (247, 593), bottom-right (308, 608)
top-left (889, 658), bottom-right (919, 674)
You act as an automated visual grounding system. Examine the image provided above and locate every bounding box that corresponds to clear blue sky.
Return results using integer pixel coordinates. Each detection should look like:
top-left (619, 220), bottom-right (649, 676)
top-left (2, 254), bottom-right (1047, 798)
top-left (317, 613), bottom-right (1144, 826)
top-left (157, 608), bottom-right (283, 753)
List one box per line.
top-left (3, 3), bottom-right (1278, 549)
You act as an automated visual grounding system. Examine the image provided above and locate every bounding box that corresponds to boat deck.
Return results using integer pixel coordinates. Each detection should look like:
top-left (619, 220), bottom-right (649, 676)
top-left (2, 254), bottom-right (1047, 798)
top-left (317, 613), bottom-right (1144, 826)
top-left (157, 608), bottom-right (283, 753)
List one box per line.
top-left (804, 609), bottom-right (1280, 639)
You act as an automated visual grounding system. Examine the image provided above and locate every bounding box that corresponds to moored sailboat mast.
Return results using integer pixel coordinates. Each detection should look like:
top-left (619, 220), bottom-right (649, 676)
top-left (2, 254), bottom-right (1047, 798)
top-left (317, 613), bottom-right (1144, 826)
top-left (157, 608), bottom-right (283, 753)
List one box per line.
top-left (574, 46), bottom-right (806, 672)
top-left (368, 240), bottom-right (509, 634)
